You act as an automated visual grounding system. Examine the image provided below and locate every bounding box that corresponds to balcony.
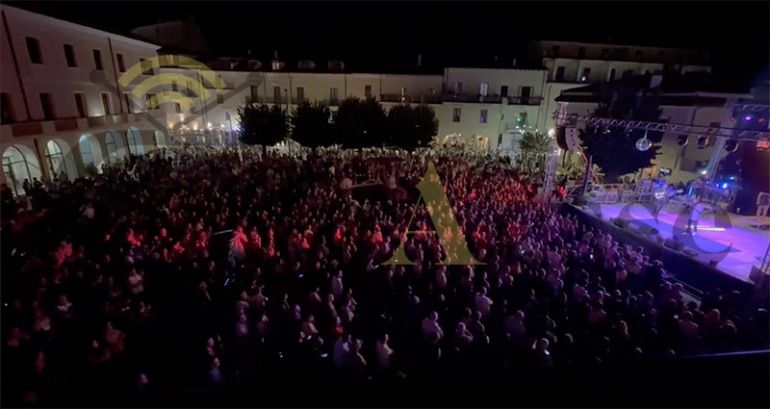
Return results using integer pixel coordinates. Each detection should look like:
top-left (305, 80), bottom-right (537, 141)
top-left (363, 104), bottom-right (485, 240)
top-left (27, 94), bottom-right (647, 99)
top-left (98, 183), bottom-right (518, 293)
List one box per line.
top-left (508, 96), bottom-right (543, 106)
top-left (380, 94), bottom-right (442, 104)
top-left (442, 93), bottom-right (504, 104)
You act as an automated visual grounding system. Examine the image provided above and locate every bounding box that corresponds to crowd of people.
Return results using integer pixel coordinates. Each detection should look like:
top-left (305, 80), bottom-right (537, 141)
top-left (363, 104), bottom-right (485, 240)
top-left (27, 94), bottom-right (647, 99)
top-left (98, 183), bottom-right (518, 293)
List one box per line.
top-left (1, 145), bottom-right (768, 407)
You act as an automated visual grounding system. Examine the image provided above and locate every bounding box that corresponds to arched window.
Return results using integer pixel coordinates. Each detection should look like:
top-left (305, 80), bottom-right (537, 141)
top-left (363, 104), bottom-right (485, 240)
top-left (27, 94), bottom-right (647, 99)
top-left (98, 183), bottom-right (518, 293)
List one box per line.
top-left (127, 128), bottom-right (144, 155)
top-left (105, 131), bottom-right (119, 159)
top-left (45, 140), bottom-right (66, 178)
top-left (79, 135), bottom-right (94, 167)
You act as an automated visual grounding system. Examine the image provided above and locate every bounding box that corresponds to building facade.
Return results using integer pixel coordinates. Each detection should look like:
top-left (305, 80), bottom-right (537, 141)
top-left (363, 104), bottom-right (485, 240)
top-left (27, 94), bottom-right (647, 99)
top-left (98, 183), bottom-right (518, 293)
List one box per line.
top-left (1, 5), bottom-right (751, 196)
top-left (529, 40), bottom-right (713, 133)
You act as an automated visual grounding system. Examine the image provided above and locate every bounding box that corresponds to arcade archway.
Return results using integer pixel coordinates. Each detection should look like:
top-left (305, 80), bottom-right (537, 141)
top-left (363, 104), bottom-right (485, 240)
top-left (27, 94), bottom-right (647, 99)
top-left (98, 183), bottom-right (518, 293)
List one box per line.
top-left (2, 145), bottom-right (42, 196)
top-left (45, 139), bottom-right (78, 180)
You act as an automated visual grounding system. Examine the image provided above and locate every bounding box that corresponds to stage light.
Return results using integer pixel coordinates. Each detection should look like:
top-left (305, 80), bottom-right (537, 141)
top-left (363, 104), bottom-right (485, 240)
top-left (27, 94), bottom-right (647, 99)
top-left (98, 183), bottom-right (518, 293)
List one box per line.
top-left (744, 115), bottom-right (753, 121)
top-left (721, 183), bottom-right (728, 189)
top-left (757, 140), bottom-right (770, 151)
top-left (635, 130), bottom-right (652, 151)
top-left (677, 135), bottom-right (689, 146)
top-left (729, 117), bottom-right (736, 122)
top-left (759, 117), bottom-right (766, 124)
top-left (697, 136), bottom-right (709, 149)
top-left (724, 139), bottom-right (739, 152)
top-left (700, 169), bottom-right (708, 175)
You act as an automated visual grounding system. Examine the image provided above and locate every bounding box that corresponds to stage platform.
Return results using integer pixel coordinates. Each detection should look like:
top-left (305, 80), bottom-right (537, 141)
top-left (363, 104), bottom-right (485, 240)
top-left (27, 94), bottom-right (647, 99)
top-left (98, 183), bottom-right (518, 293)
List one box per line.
top-left (586, 202), bottom-right (769, 284)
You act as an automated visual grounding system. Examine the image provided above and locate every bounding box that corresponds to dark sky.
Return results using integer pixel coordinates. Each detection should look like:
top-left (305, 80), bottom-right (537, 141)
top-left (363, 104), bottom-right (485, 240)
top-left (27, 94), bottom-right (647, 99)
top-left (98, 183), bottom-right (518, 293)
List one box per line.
top-left (7, 1), bottom-right (770, 82)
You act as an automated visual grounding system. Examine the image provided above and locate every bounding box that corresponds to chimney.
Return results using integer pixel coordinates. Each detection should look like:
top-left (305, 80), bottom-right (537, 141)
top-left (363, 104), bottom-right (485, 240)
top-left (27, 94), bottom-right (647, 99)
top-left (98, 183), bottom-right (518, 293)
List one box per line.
top-left (417, 53), bottom-right (422, 67)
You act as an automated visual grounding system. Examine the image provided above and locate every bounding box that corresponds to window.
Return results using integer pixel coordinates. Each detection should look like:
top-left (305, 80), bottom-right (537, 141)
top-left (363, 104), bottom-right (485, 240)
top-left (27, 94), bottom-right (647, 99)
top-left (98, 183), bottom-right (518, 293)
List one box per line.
top-left (26, 37), bottom-right (42, 64)
top-left (74, 93), bottom-right (86, 117)
top-left (577, 47), bottom-right (586, 59)
top-left (145, 93), bottom-right (156, 109)
top-left (140, 58), bottom-right (154, 76)
top-left (296, 87), bottom-right (305, 101)
top-left (601, 49), bottom-right (610, 59)
top-left (117, 53), bottom-right (126, 72)
top-left (174, 103), bottom-right (182, 114)
top-left (105, 132), bottom-right (119, 159)
top-left (452, 108), bottom-right (461, 122)
top-left (479, 82), bottom-right (489, 96)
top-left (608, 68), bottom-right (616, 81)
top-left (635, 50), bottom-right (643, 61)
top-left (364, 85), bottom-right (372, 98)
top-left (273, 86), bottom-right (282, 101)
top-left (330, 87), bottom-right (339, 102)
top-left (186, 81), bottom-right (194, 97)
top-left (124, 93), bottom-right (133, 113)
top-left (581, 68), bottom-right (591, 82)
top-left (551, 45), bottom-right (560, 57)
top-left (400, 87), bottom-right (407, 96)
top-left (1, 93), bottom-right (15, 123)
top-left (101, 93), bottom-right (111, 115)
top-left (79, 136), bottom-right (94, 167)
top-left (500, 86), bottom-right (508, 97)
top-left (171, 81), bottom-right (178, 92)
top-left (93, 49), bottom-right (103, 70)
top-left (217, 93), bottom-right (224, 104)
top-left (454, 82), bottom-right (463, 94)
top-left (39, 93), bottom-right (55, 120)
top-left (520, 86), bottom-right (532, 98)
top-left (480, 109), bottom-right (488, 124)
top-left (555, 66), bottom-right (565, 82)
top-left (250, 86), bottom-right (259, 100)
top-left (63, 44), bottom-right (77, 67)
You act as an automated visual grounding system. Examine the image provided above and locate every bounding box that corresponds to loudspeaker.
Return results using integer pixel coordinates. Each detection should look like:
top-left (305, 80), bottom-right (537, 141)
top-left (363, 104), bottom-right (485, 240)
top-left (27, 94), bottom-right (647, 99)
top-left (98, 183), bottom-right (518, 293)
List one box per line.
top-left (664, 238), bottom-right (683, 251)
top-left (639, 224), bottom-right (659, 236)
top-left (565, 127), bottom-right (579, 151)
top-left (613, 218), bottom-right (629, 228)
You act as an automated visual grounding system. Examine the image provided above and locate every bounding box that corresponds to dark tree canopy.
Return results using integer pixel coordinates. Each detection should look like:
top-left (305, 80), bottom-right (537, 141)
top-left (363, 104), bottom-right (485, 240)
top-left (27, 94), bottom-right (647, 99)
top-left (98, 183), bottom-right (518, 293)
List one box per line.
top-left (387, 104), bottom-right (439, 151)
top-left (238, 104), bottom-right (288, 151)
top-left (579, 82), bottom-right (665, 182)
top-left (291, 101), bottom-right (333, 148)
top-left (333, 98), bottom-right (388, 148)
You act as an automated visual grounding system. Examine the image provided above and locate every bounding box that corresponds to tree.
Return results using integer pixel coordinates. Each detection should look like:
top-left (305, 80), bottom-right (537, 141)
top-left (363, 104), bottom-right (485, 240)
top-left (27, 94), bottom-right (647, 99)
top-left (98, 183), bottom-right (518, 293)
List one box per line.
top-left (333, 98), bottom-right (388, 148)
top-left (518, 131), bottom-right (552, 173)
top-left (387, 104), bottom-right (439, 151)
top-left (238, 103), bottom-right (288, 153)
top-left (579, 82), bottom-right (665, 182)
top-left (291, 101), bottom-right (333, 148)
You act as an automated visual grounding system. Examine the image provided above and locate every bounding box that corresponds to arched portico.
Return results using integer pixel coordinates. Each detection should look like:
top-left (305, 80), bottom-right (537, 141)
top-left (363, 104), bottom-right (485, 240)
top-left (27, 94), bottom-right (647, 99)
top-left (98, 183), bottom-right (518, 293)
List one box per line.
top-left (2, 145), bottom-right (43, 196)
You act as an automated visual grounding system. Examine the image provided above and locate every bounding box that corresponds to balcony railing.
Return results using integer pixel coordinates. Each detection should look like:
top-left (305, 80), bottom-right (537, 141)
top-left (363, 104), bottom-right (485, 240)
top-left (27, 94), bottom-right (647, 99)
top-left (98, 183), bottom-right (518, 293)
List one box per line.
top-left (380, 94), bottom-right (442, 104)
top-left (442, 93), bottom-right (504, 104)
top-left (508, 96), bottom-right (543, 105)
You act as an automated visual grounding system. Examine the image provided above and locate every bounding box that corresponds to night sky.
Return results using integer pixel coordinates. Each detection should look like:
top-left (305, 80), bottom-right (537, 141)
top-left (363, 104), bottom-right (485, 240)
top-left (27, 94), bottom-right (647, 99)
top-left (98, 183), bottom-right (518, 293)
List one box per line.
top-left (7, 1), bottom-right (770, 84)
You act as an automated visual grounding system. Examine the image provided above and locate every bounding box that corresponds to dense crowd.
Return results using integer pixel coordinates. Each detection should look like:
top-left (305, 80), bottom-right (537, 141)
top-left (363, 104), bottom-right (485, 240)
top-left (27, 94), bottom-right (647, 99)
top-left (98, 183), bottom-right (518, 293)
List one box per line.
top-left (1, 146), bottom-right (768, 407)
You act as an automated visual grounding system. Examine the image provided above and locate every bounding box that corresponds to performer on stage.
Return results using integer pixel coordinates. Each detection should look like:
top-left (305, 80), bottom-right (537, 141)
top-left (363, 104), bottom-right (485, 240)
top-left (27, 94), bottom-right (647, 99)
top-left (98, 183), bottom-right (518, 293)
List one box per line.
top-left (652, 179), bottom-right (669, 217)
top-left (685, 201), bottom-right (704, 235)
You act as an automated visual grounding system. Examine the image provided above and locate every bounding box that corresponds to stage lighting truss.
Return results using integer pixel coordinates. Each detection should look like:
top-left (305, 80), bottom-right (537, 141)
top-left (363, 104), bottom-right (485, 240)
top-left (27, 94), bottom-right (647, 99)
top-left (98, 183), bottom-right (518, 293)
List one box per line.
top-left (558, 114), bottom-right (770, 142)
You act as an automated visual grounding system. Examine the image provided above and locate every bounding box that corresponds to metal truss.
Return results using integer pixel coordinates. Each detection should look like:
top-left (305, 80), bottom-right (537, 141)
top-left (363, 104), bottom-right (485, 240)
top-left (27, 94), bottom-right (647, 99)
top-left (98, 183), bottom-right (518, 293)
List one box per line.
top-left (558, 114), bottom-right (770, 141)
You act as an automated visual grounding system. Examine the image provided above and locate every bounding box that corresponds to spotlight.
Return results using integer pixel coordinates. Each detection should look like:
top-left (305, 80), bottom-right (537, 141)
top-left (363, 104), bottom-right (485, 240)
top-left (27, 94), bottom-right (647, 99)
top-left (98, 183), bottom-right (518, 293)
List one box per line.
top-left (759, 117), bottom-right (765, 124)
top-left (724, 139), bottom-right (739, 152)
top-left (677, 135), bottom-right (689, 146)
top-left (697, 136), bottom-right (709, 149)
top-left (744, 115), bottom-right (753, 122)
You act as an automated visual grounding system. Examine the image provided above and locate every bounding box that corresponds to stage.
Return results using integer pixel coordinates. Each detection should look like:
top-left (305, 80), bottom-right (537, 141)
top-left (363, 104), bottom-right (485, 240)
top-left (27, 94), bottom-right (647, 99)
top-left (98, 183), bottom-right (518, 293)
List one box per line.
top-left (586, 202), bottom-right (769, 284)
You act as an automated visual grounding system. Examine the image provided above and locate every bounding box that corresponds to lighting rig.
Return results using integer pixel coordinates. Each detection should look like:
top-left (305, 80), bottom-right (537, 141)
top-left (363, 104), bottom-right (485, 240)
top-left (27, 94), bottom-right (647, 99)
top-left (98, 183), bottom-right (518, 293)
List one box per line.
top-left (543, 113), bottom-right (770, 199)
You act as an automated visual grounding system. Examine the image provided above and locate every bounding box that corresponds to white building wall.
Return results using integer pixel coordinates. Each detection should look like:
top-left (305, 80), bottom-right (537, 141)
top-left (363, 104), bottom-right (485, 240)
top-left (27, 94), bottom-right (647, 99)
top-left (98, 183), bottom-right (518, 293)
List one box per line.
top-left (0, 4), bottom-right (163, 189)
